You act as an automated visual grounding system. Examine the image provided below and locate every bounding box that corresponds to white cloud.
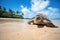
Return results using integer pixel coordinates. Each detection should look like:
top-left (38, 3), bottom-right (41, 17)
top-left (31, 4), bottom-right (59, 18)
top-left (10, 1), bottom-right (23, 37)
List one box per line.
top-left (20, 5), bottom-right (24, 8)
top-left (21, 6), bottom-right (31, 18)
top-left (21, 7), bottom-right (30, 14)
top-left (39, 10), bottom-right (50, 15)
top-left (47, 7), bottom-right (59, 18)
top-left (48, 7), bottom-right (58, 12)
top-left (20, 0), bottom-right (60, 18)
top-left (21, 0), bottom-right (50, 18)
top-left (33, 7), bottom-right (59, 18)
top-left (31, 0), bottom-right (49, 12)
top-left (48, 7), bottom-right (59, 14)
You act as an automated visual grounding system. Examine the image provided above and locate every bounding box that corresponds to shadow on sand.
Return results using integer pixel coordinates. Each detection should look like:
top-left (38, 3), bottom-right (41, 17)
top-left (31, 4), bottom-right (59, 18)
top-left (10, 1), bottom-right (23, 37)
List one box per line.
top-left (37, 24), bottom-right (58, 28)
top-left (37, 24), bottom-right (44, 28)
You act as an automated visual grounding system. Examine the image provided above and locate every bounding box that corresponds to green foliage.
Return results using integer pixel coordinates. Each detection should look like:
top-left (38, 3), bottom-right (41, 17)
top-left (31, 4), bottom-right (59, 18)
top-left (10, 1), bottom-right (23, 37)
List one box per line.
top-left (0, 5), bottom-right (24, 19)
top-left (16, 11), bottom-right (20, 14)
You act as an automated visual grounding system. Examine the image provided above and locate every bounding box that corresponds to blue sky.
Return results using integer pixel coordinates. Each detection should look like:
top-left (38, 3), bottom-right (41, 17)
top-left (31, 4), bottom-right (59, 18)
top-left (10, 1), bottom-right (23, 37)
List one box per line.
top-left (0, 0), bottom-right (60, 19)
top-left (0, 0), bottom-right (31, 11)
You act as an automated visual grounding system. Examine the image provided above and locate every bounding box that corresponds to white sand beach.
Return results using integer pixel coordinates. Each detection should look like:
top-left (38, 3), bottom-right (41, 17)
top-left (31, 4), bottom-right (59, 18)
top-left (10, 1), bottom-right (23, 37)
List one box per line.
top-left (0, 18), bottom-right (60, 40)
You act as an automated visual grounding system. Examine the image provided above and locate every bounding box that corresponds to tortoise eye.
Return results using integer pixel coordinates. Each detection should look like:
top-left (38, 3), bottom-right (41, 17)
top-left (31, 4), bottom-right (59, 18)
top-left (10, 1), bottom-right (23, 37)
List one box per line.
top-left (36, 17), bottom-right (41, 20)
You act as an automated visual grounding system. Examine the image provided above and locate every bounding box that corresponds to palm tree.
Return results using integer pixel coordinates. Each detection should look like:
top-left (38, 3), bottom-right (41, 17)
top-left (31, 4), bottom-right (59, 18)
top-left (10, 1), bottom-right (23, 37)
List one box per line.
top-left (0, 6), bottom-right (2, 10)
top-left (20, 12), bottom-right (24, 15)
top-left (21, 12), bottom-right (24, 15)
top-left (3, 7), bottom-right (6, 11)
top-left (0, 6), bottom-right (3, 17)
top-left (8, 8), bottom-right (14, 17)
top-left (16, 11), bottom-right (20, 14)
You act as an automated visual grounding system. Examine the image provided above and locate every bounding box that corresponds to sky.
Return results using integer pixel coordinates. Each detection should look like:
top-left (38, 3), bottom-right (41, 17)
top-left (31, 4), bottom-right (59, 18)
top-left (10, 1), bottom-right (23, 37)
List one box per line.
top-left (0, 0), bottom-right (60, 19)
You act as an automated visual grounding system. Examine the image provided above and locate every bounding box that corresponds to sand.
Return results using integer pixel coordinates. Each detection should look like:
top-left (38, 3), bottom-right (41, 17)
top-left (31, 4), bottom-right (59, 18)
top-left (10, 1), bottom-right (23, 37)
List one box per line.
top-left (0, 18), bottom-right (60, 40)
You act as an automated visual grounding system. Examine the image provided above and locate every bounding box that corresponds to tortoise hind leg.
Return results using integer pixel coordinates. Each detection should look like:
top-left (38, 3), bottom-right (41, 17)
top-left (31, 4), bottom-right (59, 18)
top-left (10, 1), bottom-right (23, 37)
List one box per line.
top-left (46, 23), bottom-right (58, 28)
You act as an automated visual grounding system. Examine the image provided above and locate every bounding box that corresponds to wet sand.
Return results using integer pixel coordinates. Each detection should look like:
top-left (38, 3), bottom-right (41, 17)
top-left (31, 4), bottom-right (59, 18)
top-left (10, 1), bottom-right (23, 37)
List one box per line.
top-left (0, 18), bottom-right (60, 40)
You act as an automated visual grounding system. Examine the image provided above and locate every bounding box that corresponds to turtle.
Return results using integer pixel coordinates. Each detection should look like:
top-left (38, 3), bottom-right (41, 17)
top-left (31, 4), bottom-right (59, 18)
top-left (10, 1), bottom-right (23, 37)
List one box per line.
top-left (28, 13), bottom-right (57, 27)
